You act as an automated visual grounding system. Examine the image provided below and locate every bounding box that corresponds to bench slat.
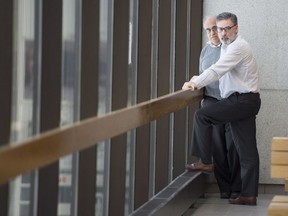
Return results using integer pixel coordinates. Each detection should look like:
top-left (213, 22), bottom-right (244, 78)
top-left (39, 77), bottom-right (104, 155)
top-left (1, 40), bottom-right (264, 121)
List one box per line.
top-left (272, 137), bottom-right (288, 151)
top-left (271, 165), bottom-right (288, 179)
top-left (268, 196), bottom-right (288, 216)
top-left (271, 152), bottom-right (288, 165)
top-left (272, 195), bottom-right (288, 202)
top-left (271, 137), bottom-right (288, 179)
top-left (269, 139), bottom-right (288, 215)
top-left (268, 203), bottom-right (288, 216)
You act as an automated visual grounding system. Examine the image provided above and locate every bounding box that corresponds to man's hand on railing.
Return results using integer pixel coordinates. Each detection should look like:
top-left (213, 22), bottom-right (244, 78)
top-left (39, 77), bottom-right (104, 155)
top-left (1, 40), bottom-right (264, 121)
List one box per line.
top-left (182, 75), bottom-right (198, 90)
top-left (182, 81), bottom-right (196, 90)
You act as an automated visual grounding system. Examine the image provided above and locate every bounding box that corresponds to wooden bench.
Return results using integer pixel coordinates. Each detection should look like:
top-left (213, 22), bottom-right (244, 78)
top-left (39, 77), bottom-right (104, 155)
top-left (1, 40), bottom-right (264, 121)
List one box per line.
top-left (268, 137), bottom-right (288, 215)
top-left (268, 196), bottom-right (288, 216)
top-left (271, 137), bottom-right (288, 179)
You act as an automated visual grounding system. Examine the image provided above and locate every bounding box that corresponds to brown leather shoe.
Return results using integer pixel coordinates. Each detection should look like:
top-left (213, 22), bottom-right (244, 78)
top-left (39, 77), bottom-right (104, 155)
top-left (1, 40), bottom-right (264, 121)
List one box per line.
top-left (185, 161), bottom-right (213, 173)
top-left (229, 196), bottom-right (257, 206)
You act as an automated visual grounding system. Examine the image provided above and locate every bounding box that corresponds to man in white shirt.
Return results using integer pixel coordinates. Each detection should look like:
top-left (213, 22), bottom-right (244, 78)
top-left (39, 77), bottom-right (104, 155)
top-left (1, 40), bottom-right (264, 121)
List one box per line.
top-left (185, 16), bottom-right (241, 200)
top-left (182, 12), bottom-right (261, 206)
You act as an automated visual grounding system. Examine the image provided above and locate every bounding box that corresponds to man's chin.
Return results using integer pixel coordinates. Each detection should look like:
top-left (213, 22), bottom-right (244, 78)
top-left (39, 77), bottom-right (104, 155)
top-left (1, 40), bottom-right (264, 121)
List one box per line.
top-left (221, 39), bottom-right (231, 45)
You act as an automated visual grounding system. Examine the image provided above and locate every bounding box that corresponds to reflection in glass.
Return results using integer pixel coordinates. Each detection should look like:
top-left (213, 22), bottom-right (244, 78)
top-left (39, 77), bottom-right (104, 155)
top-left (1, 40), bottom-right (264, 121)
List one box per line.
top-left (10, 1), bottom-right (39, 216)
top-left (58, 0), bottom-right (81, 215)
top-left (97, 0), bottom-right (114, 215)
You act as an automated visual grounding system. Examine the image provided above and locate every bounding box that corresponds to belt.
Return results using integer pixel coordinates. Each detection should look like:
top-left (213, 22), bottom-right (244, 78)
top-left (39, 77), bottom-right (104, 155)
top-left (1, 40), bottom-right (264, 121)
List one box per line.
top-left (230, 92), bottom-right (258, 97)
top-left (204, 95), bottom-right (221, 101)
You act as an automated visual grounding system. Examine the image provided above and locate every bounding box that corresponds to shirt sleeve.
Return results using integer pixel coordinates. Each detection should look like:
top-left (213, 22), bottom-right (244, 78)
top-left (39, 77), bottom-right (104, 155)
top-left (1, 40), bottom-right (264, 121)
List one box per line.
top-left (193, 39), bottom-right (247, 89)
top-left (192, 68), bottom-right (219, 89)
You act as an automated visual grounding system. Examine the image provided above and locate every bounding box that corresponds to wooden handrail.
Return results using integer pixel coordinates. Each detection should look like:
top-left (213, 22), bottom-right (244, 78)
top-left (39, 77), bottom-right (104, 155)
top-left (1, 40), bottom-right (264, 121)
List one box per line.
top-left (0, 89), bottom-right (202, 185)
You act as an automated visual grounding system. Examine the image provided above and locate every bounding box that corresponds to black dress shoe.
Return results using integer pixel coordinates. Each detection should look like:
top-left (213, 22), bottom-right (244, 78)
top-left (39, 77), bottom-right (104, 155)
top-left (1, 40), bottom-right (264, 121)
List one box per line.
top-left (230, 192), bottom-right (240, 199)
top-left (229, 196), bottom-right (257, 206)
top-left (220, 192), bottom-right (231, 199)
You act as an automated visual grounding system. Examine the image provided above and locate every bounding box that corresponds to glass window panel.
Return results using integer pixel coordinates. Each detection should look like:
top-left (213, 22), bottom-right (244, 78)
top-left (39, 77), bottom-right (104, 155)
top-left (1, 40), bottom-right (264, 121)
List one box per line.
top-left (7, 0), bottom-right (201, 215)
top-left (125, 0), bottom-right (138, 214)
top-left (10, 1), bottom-right (82, 216)
top-left (58, 0), bottom-right (81, 216)
top-left (97, 0), bottom-right (114, 215)
top-left (10, 1), bottom-right (39, 216)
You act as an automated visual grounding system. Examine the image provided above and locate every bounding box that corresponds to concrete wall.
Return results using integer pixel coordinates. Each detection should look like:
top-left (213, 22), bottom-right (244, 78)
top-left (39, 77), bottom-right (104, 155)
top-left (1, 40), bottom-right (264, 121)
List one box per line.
top-left (203, 0), bottom-right (288, 184)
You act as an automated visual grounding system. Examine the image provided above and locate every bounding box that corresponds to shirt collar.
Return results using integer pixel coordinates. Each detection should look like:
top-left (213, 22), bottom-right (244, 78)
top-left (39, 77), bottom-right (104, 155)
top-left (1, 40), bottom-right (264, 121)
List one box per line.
top-left (208, 41), bottom-right (221, 48)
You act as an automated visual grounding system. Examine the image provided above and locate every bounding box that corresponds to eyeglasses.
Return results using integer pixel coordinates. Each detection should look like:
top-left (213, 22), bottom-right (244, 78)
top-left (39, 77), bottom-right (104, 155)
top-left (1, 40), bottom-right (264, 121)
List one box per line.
top-left (205, 26), bottom-right (217, 34)
top-left (217, 24), bottom-right (237, 33)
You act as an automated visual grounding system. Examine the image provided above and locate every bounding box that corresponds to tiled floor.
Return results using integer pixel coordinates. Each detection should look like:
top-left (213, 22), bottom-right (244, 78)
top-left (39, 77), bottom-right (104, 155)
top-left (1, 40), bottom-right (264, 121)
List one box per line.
top-left (183, 193), bottom-right (274, 216)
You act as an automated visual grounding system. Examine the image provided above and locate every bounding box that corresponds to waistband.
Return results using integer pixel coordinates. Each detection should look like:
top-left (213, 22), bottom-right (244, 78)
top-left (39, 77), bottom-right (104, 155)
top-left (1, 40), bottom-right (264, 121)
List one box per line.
top-left (229, 92), bottom-right (259, 97)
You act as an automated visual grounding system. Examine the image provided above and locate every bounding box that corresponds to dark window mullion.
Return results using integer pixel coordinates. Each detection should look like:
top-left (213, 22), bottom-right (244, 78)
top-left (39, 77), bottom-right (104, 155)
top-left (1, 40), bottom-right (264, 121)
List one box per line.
top-left (173, 0), bottom-right (188, 178)
top-left (0, 1), bottom-right (14, 215)
top-left (37, 1), bottom-right (63, 216)
top-left (187, 0), bottom-right (203, 163)
top-left (109, 0), bottom-right (130, 215)
top-left (77, 0), bottom-right (100, 215)
top-left (155, 0), bottom-right (172, 193)
top-left (134, 0), bottom-right (153, 209)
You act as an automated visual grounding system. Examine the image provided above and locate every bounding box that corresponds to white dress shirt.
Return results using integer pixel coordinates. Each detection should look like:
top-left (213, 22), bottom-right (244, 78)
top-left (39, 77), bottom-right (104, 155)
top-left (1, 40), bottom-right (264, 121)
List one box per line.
top-left (192, 35), bottom-right (259, 98)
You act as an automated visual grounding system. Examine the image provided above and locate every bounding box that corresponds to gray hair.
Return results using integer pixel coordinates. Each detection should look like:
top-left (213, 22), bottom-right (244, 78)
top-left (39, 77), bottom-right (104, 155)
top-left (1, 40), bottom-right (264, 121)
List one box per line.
top-left (216, 12), bottom-right (238, 25)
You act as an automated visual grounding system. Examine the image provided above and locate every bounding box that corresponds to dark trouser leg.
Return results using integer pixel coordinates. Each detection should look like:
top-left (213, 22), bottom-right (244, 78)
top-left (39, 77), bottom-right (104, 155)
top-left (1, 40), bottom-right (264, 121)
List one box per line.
top-left (211, 121), bottom-right (242, 194)
top-left (212, 123), bottom-right (231, 193)
top-left (190, 110), bottom-right (213, 164)
top-left (191, 93), bottom-right (261, 195)
top-left (230, 117), bottom-right (259, 196)
top-left (201, 97), bottom-right (232, 192)
top-left (225, 123), bottom-right (242, 193)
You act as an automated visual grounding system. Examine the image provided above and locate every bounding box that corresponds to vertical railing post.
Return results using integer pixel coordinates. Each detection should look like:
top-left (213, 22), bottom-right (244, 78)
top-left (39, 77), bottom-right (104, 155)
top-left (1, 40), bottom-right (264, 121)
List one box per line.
top-left (77, 0), bottom-right (100, 215)
top-left (109, 0), bottom-right (130, 215)
top-left (0, 1), bottom-right (13, 215)
top-left (37, 1), bottom-right (63, 215)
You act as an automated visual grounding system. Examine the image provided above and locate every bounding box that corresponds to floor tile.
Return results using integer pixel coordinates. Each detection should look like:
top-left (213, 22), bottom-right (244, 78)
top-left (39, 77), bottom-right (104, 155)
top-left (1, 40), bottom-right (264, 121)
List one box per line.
top-left (183, 193), bottom-right (274, 216)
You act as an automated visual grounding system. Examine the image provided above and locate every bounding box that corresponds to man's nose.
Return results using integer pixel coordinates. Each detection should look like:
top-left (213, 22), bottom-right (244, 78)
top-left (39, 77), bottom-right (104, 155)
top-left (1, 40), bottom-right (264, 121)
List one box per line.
top-left (219, 31), bottom-right (226, 36)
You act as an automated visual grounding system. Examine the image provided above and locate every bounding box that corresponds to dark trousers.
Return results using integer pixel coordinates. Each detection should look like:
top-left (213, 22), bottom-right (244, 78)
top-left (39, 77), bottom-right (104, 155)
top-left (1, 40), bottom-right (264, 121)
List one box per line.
top-left (202, 96), bottom-right (241, 194)
top-left (191, 92), bottom-right (261, 196)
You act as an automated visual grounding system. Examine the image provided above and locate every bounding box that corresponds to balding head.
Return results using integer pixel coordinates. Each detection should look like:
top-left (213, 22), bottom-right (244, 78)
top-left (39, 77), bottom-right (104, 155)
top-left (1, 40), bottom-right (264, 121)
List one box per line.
top-left (203, 16), bottom-right (220, 46)
top-left (203, 16), bottom-right (217, 29)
